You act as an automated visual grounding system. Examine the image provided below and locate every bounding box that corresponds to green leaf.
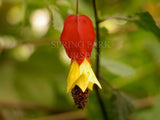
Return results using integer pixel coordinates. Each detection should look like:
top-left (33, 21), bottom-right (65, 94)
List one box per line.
top-left (108, 92), bottom-right (134, 120)
top-left (101, 58), bottom-right (135, 77)
top-left (51, 7), bottom-right (64, 33)
top-left (145, 39), bottom-right (160, 64)
top-left (135, 12), bottom-right (160, 39)
top-left (56, 0), bottom-right (70, 7)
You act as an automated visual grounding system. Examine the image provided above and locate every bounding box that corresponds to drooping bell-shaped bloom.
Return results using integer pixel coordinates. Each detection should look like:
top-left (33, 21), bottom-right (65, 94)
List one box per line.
top-left (60, 15), bottom-right (101, 109)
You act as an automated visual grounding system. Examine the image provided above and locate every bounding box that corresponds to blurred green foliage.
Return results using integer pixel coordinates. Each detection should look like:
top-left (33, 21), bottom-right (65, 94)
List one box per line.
top-left (0, 0), bottom-right (160, 120)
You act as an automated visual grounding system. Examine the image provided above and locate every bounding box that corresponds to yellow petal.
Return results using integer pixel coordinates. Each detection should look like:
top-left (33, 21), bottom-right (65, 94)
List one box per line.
top-left (88, 82), bottom-right (94, 90)
top-left (67, 60), bottom-right (80, 93)
top-left (67, 58), bottom-right (102, 93)
top-left (75, 74), bottom-right (89, 92)
top-left (80, 59), bottom-right (102, 90)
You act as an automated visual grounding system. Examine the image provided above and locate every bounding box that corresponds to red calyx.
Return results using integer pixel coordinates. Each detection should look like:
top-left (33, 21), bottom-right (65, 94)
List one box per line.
top-left (60, 15), bottom-right (95, 65)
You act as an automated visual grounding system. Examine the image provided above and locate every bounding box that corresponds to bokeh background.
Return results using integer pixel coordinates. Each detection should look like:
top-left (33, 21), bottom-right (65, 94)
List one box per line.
top-left (0, 0), bottom-right (160, 120)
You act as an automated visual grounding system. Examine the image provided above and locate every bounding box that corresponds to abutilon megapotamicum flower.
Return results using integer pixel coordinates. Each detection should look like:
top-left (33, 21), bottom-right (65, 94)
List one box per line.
top-left (60, 15), bottom-right (102, 109)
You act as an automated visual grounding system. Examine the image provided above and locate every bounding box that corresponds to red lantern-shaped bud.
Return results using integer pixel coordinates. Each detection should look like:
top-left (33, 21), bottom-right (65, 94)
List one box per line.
top-left (60, 15), bottom-right (95, 65)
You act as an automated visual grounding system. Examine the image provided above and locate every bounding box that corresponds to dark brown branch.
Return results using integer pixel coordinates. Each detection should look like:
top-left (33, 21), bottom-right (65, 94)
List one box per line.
top-left (134, 97), bottom-right (156, 110)
top-left (92, 0), bottom-right (109, 120)
top-left (0, 101), bottom-right (69, 113)
top-left (0, 38), bottom-right (58, 52)
top-left (0, 109), bottom-right (7, 120)
top-left (99, 16), bottom-right (137, 23)
top-left (31, 111), bottom-right (86, 120)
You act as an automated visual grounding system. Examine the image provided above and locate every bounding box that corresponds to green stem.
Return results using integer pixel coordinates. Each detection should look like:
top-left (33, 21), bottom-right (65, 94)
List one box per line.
top-left (92, 0), bottom-right (109, 120)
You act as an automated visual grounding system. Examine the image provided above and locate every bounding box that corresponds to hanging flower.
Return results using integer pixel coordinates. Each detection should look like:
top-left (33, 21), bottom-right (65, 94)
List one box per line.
top-left (60, 15), bottom-right (102, 109)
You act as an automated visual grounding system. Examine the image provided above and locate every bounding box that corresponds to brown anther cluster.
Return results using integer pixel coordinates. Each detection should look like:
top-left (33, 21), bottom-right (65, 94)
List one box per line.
top-left (71, 85), bottom-right (89, 109)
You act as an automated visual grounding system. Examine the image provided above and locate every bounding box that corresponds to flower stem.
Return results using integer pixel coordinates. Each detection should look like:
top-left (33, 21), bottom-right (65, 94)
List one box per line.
top-left (92, 0), bottom-right (109, 120)
top-left (76, 0), bottom-right (78, 15)
top-left (98, 16), bottom-right (137, 23)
